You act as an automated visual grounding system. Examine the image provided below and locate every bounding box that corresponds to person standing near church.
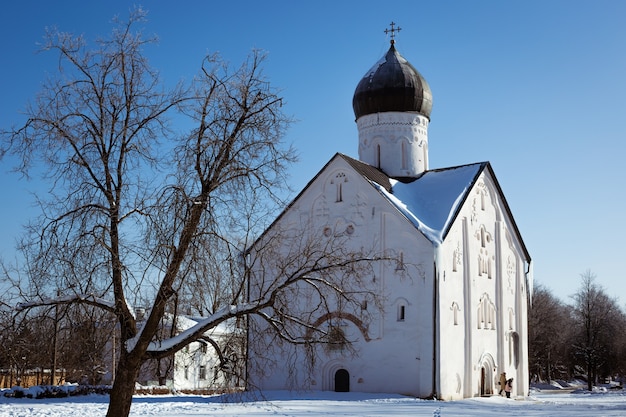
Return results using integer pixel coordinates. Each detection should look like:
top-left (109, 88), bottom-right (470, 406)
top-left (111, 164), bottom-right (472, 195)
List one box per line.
top-left (499, 372), bottom-right (507, 395)
top-left (505, 378), bottom-right (513, 398)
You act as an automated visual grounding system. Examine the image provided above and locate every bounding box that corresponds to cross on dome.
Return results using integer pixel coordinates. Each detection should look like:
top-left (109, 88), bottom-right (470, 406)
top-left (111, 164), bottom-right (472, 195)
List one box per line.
top-left (384, 21), bottom-right (402, 44)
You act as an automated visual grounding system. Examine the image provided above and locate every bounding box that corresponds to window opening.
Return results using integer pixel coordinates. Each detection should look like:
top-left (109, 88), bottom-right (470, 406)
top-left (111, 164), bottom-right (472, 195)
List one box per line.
top-left (331, 172), bottom-right (347, 203)
top-left (401, 140), bottom-right (407, 170)
top-left (398, 305), bottom-right (406, 321)
top-left (396, 252), bottom-right (405, 271)
top-left (451, 302), bottom-right (460, 325)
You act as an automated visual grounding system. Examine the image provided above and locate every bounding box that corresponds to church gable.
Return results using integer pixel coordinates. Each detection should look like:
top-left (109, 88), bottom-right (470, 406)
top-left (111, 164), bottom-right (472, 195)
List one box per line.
top-left (440, 166), bottom-right (530, 299)
top-left (312, 167), bottom-right (369, 237)
top-left (464, 165), bottom-right (530, 264)
top-left (433, 166), bottom-right (530, 399)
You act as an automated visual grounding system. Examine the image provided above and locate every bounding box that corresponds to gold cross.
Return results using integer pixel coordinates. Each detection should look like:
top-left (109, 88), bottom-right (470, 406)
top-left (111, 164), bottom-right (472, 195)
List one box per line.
top-left (384, 21), bottom-right (402, 44)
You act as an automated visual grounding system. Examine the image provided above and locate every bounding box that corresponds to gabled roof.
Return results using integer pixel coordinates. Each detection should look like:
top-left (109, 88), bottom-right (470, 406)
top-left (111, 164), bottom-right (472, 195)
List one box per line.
top-left (250, 153), bottom-right (530, 263)
top-left (339, 154), bottom-right (530, 262)
top-left (342, 154), bottom-right (393, 192)
top-left (338, 154), bottom-right (480, 242)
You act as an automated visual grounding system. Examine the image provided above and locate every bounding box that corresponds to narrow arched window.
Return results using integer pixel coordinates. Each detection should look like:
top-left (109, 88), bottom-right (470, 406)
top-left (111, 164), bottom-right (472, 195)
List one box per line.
top-left (512, 332), bottom-right (520, 368)
top-left (331, 172), bottom-right (347, 203)
top-left (401, 140), bottom-right (407, 170)
top-left (395, 252), bottom-right (405, 271)
top-left (398, 305), bottom-right (406, 321)
top-left (451, 302), bottom-right (460, 325)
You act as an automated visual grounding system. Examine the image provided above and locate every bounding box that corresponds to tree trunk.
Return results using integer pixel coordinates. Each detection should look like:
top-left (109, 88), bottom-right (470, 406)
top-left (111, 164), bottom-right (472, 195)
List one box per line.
top-left (106, 353), bottom-right (141, 417)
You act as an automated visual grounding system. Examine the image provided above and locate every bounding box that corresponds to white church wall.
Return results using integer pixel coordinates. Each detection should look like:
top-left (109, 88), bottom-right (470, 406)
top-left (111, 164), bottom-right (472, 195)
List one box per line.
top-left (435, 170), bottom-right (530, 400)
top-left (498, 225), bottom-right (530, 397)
top-left (465, 173), bottom-right (505, 398)
top-left (301, 209), bottom-right (436, 397)
top-left (435, 223), bottom-right (469, 400)
top-left (377, 210), bottom-right (436, 397)
top-left (248, 156), bottom-right (437, 397)
top-left (486, 172), bottom-right (530, 398)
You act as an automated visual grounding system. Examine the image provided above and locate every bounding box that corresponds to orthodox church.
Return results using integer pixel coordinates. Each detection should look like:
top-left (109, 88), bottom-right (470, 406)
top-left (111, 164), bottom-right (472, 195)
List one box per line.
top-left (247, 27), bottom-right (532, 400)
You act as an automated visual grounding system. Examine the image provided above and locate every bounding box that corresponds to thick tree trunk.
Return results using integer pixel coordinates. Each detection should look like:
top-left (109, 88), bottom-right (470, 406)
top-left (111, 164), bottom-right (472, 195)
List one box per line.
top-left (106, 353), bottom-right (141, 417)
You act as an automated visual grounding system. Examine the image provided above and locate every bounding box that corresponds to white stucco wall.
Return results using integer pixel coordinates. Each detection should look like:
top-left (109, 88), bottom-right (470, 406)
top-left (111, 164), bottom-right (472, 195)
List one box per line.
top-left (436, 171), bottom-right (529, 400)
top-left (248, 156), bottom-right (437, 397)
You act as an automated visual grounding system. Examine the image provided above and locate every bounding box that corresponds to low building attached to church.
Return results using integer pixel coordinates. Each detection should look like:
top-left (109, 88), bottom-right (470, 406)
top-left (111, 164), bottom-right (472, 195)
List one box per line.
top-left (246, 30), bottom-right (531, 400)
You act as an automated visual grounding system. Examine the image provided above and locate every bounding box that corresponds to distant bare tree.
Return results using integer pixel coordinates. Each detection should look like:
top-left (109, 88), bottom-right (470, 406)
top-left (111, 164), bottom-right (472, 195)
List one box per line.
top-left (597, 305), bottom-right (626, 384)
top-left (570, 270), bottom-right (621, 390)
top-left (528, 283), bottom-right (571, 382)
top-left (0, 305), bottom-right (55, 386)
top-left (0, 8), bottom-right (384, 417)
top-left (59, 305), bottom-right (115, 385)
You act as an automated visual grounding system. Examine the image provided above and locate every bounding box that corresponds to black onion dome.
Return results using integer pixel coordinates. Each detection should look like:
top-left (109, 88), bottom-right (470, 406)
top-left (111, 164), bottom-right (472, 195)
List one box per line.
top-left (352, 43), bottom-right (432, 120)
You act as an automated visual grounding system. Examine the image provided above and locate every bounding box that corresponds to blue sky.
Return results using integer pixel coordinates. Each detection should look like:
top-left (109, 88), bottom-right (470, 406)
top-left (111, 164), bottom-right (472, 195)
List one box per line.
top-left (1, 1), bottom-right (625, 303)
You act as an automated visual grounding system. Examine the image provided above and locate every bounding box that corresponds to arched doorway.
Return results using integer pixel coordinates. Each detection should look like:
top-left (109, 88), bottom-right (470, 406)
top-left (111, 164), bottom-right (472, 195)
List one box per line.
top-left (334, 369), bottom-right (350, 392)
top-left (477, 353), bottom-right (496, 396)
top-left (480, 367), bottom-right (486, 396)
top-left (511, 332), bottom-right (520, 368)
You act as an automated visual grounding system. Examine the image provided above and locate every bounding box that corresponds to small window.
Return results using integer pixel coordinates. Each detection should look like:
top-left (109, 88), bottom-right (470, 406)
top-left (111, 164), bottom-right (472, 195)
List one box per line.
top-left (395, 252), bottom-right (405, 271)
top-left (331, 172), bottom-right (347, 203)
top-left (453, 249), bottom-right (459, 272)
top-left (398, 305), bottom-right (406, 321)
top-left (184, 366), bottom-right (189, 380)
top-left (199, 365), bottom-right (207, 380)
top-left (512, 332), bottom-right (520, 369)
top-left (401, 140), bottom-right (407, 170)
top-left (200, 342), bottom-right (208, 354)
top-left (451, 302), bottom-right (460, 325)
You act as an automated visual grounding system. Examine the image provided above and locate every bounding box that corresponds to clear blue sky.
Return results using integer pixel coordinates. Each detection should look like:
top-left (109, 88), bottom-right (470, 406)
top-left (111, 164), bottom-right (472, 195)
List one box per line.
top-left (1, 1), bottom-right (625, 303)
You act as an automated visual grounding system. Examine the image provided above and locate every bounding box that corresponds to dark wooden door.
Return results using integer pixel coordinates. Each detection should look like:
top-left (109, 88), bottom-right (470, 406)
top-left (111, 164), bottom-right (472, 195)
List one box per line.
top-left (334, 369), bottom-right (350, 392)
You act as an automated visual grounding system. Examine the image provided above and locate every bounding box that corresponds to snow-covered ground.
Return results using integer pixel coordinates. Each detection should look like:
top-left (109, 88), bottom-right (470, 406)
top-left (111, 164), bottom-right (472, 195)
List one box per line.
top-left (1, 388), bottom-right (626, 417)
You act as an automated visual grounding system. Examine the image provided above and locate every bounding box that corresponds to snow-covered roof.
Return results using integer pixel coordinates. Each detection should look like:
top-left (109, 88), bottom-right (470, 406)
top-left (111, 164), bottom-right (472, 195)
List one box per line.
top-left (342, 154), bottom-right (482, 245)
top-left (379, 163), bottom-right (483, 244)
top-left (342, 154), bottom-right (529, 261)
top-left (177, 315), bottom-right (237, 336)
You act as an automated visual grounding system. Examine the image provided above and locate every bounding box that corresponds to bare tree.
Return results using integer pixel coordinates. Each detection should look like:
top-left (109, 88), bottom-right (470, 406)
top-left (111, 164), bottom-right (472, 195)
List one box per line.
top-left (528, 283), bottom-right (571, 383)
top-left (1, 9), bottom-right (383, 417)
top-left (570, 270), bottom-right (620, 390)
top-left (59, 305), bottom-right (116, 385)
